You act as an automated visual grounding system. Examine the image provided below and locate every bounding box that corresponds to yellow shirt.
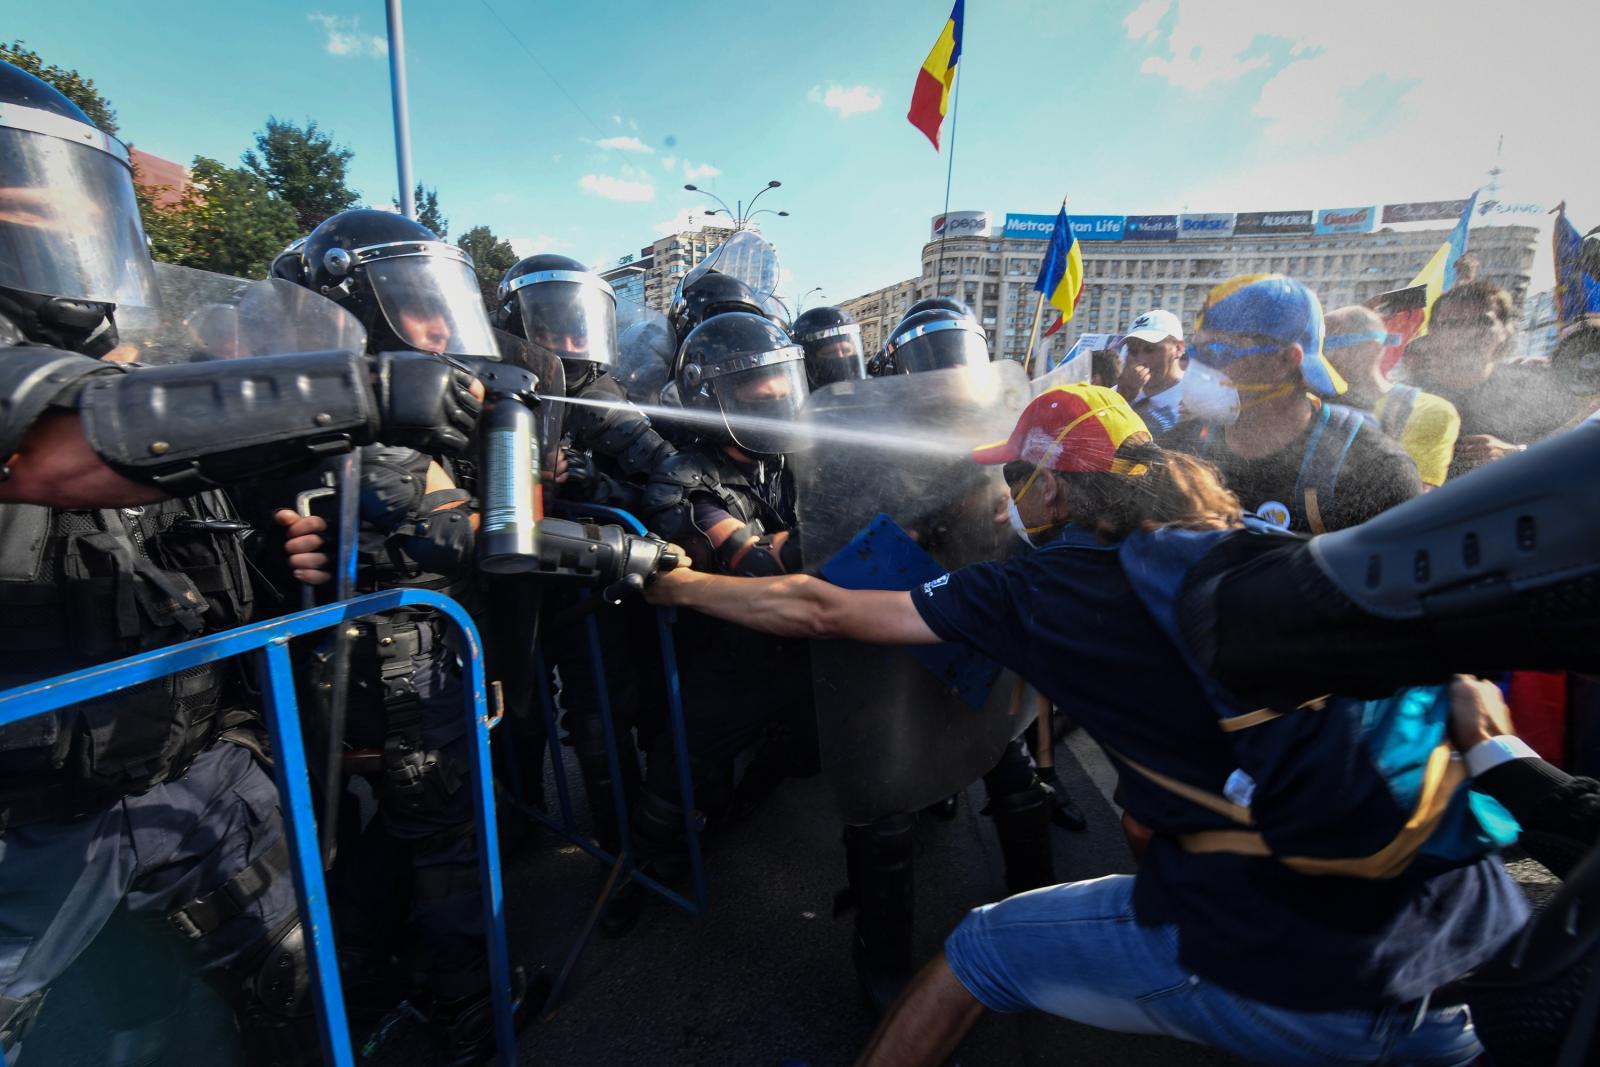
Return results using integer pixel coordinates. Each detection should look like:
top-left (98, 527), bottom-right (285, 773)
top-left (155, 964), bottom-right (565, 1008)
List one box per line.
top-left (1374, 386), bottom-right (1460, 487)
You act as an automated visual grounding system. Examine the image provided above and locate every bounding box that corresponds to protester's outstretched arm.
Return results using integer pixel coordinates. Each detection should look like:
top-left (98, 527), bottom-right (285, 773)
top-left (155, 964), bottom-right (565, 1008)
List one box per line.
top-left (646, 565), bottom-right (942, 645)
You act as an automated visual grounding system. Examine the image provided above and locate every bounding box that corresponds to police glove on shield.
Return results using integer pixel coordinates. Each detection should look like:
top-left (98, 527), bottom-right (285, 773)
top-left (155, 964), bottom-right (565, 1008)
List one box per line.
top-left (373, 350), bottom-right (483, 455)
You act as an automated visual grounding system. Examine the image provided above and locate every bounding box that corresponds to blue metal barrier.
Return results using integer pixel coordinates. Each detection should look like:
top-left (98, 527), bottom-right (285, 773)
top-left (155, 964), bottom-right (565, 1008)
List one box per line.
top-left (0, 590), bottom-right (515, 1067)
top-left (508, 502), bottom-right (707, 1011)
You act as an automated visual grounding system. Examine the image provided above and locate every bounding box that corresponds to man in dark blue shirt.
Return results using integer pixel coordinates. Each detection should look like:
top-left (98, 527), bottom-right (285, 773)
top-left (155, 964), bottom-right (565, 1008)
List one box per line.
top-left (647, 383), bottom-right (1526, 1067)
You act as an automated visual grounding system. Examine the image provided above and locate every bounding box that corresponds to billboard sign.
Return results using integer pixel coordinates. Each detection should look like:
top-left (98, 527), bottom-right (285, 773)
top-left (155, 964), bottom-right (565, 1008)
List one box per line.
top-left (1382, 200), bottom-right (1470, 224)
top-left (1234, 209), bottom-right (1314, 236)
top-left (931, 211), bottom-right (992, 240)
top-left (1004, 213), bottom-right (1124, 241)
top-left (1178, 212), bottom-right (1236, 239)
top-left (1315, 206), bottom-right (1377, 235)
top-left (1125, 214), bottom-right (1179, 241)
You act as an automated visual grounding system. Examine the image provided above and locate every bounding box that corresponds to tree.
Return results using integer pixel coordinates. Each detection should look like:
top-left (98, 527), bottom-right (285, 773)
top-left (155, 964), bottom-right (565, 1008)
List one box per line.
top-left (243, 117), bottom-right (360, 232)
top-left (140, 157), bottom-right (300, 278)
top-left (456, 225), bottom-right (518, 307)
top-left (394, 184), bottom-right (448, 238)
top-left (0, 40), bottom-right (119, 133)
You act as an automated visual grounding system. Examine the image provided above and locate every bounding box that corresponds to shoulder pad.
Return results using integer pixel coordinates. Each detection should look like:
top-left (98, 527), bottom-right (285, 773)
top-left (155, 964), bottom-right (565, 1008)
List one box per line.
top-left (640, 450), bottom-right (721, 521)
top-left (0, 345), bottom-right (118, 459)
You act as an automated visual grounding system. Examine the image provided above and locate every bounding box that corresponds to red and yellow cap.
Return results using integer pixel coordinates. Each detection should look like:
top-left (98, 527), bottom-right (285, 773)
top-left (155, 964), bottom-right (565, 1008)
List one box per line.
top-left (972, 384), bottom-right (1151, 475)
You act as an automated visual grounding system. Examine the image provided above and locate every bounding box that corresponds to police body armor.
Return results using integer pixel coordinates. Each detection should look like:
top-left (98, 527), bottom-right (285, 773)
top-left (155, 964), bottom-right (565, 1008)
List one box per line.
top-left (0, 492), bottom-right (253, 824)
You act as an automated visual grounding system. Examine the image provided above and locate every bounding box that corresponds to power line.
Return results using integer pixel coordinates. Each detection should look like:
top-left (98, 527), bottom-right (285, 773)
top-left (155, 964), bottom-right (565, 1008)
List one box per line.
top-left (476, 0), bottom-right (605, 134)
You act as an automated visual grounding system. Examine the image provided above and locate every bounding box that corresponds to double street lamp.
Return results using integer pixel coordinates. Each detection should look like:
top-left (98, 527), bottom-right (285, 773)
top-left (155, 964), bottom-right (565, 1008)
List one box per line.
top-left (685, 179), bottom-right (787, 231)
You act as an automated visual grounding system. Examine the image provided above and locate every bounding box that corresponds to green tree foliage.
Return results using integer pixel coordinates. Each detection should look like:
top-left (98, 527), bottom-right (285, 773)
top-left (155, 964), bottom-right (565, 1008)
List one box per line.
top-left (456, 225), bottom-right (519, 307)
top-left (394, 185), bottom-right (448, 238)
top-left (0, 40), bottom-right (119, 133)
top-left (141, 157), bottom-right (299, 278)
top-left (243, 117), bottom-right (360, 232)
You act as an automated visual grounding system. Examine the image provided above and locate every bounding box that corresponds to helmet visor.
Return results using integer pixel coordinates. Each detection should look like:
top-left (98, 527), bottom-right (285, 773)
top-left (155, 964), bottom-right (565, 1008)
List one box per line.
top-left (892, 319), bottom-right (990, 374)
top-left (0, 120), bottom-right (158, 307)
top-left (511, 273), bottom-right (617, 367)
top-left (713, 358), bottom-right (811, 455)
top-left (800, 323), bottom-right (866, 387)
top-left (368, 253), bottom-right (499, 357)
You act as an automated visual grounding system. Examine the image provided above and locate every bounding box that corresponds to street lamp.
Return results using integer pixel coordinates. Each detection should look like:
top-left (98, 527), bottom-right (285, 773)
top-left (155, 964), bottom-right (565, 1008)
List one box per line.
top-left (684, 180), bottom-right (786, 231)
top-left (797, 286), bottom-right (824, 315)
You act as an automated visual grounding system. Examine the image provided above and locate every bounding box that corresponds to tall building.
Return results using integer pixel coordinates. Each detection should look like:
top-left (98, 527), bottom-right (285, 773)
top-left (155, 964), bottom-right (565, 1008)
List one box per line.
top-left (839, 278), bottom-right (919, 355)
top-left (1519, 289), bottom-right (1560, 360)
top-left (596, 225), bottom-right (737, 312)
top-left (839, 208), bottom-right (1541, 365)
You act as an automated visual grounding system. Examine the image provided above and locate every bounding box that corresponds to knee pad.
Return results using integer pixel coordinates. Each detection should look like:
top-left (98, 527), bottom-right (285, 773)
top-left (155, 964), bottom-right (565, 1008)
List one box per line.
top-left (227, 919), bottom-right (321, 1067)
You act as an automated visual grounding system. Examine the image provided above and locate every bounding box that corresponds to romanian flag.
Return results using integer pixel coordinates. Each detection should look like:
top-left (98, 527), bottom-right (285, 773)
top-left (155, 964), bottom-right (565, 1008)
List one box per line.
top-left (908, 0), bottom-right (964, 150)
top-left (1553, 205), bottom-right (1600, 326)
top-left (1035, 207), bottom-right (1084, 323)
top-left (1407, 190), bottom-right (1478, 339)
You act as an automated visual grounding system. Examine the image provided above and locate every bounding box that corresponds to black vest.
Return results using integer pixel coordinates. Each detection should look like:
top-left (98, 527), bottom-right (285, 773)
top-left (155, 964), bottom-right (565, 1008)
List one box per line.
top-left (0, 492), bottom-right (254, 810)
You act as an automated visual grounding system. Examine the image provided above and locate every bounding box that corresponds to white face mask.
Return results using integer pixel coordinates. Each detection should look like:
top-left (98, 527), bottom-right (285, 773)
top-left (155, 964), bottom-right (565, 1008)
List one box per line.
top-left (1006, 495), bottom-right (1034, 546)
top-left (1179, 363), bottom-right (1242, 425)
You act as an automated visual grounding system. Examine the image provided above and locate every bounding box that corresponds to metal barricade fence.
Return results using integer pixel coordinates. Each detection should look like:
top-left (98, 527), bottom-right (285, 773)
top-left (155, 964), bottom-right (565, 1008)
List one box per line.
top-left (0, 590), bottom-right (517, 1067)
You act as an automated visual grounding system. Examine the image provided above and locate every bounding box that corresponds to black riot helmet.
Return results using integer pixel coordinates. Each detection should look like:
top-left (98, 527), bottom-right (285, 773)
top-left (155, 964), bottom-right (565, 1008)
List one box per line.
top-left (494, 253), bottom-right (618, 373)
top-left (269, 235), bottom-right (308, 286)
top-left (791, 305), bottom-right (866, 389)
top-left (668, 270), bottom-right (766, 346)
top-left (884, 309), bottom-right (991, 374)
top-left (0, 59), bottom-right (159, 355)
top-left (676, 311), bottom-right (810, 456)
top-left (301, 208), bottom-right (498, 357)
top-left (903, 296), bottom-right (975, 322)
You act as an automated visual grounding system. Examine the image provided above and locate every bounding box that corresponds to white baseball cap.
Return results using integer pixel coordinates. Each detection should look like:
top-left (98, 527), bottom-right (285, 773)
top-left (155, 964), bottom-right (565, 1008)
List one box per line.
top-left (1124, 309), bottom-right (1183, 345)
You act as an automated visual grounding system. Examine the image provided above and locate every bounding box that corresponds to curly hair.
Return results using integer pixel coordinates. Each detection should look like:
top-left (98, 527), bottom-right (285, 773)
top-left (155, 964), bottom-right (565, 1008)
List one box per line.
top-left (1052, 441), bottom-right (1243, 542)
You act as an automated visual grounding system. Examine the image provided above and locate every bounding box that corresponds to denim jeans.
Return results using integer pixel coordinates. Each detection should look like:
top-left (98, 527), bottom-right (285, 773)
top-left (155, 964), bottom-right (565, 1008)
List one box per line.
top-left (944, 874), bottom-right (1482, 1067)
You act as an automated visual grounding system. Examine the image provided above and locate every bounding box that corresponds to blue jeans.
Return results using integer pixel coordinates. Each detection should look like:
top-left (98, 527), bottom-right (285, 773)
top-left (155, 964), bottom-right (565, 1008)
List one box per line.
top-left (944, 875), bottom-right (1482, 1067)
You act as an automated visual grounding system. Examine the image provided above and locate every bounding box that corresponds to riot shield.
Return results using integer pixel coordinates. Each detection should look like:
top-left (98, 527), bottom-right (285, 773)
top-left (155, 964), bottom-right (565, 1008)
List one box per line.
top-left (615, 299), bottom-right (675, 406)
top-left (675, 230), bottom-right (782, 313)
top-left (794, 360), bottom-right (1034, 824)
top-left (121, 264), bottom-right (367, 364)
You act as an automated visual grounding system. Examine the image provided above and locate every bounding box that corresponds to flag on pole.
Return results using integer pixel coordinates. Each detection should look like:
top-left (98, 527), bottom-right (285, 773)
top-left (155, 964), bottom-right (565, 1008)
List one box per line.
top-left (1369, 192), bottom-right (1476, 375)
top-left (907, 0), bottom-right (964, 150)
top-left (1035, 207), bottom-right (1085, 322)
top-left (1407, 190), bottom-right (1479, 338)
top-left (1042, 312), bottom-right (1065, 337)
top-left (1553, 204), bottom-right (1600, 325)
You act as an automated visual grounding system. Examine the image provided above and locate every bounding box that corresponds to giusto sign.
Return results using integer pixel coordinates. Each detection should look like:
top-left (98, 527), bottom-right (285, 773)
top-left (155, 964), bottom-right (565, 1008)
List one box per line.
top-left (1382, 200), bottom-right (1470, 224)
top-left (1234, 210), bottom-right (1314, 236)
top-left (1177, 212), bottom-right (1236, 239)
top-left (1125, 214), bottom-right (1179, 241)
top-left (1476, 198), bottom-right (1546, 217)
top-left (931, 211), bottom-right (992, 240)
top-left (1315, 206), bottom-right (1377, 235)
top-left (1003, 213), bottom-right (1125, 241)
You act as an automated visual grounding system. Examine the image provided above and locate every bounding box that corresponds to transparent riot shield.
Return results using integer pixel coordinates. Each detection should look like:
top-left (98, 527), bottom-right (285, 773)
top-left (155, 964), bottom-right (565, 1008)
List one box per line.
top-left (120, 264), bottom-right (368, 364)
top-left (794, 360), bottom-right (1033, 824)
top-left (615, 299), bottom-right (675, 406)
top-left (676, 230), bottom-right (782, 314)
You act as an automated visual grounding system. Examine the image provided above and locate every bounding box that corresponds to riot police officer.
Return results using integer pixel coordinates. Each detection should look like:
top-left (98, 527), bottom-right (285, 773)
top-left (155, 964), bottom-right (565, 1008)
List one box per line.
top-left (869, 299), bottom-right (981, 377)
top-left (0, 61), bottom-right (479, 1066)
top-left (791, 305), bottom-right (867, 389)
top-left (639, 311), bottom-right (817, 871)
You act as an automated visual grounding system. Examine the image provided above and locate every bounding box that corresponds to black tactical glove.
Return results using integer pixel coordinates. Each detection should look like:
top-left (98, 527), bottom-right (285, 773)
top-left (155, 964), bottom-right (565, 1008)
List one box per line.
top-left (373, 351), bottom-right (483, 456)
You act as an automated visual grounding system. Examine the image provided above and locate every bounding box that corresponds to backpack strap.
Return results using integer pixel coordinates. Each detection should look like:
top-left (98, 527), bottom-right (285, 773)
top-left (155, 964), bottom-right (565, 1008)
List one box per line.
top-left (1293, 403), bottom-right (1372, 534)
top-left (1377, 384), bottom-right (1419, 440)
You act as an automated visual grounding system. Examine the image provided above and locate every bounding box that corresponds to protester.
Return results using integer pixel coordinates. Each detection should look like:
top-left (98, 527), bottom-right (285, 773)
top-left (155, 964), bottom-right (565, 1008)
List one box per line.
top-left (1324, 304), bottom-right (1461, 487)
top-left (647, 382), bottom-right (1526, 1067)
top-left (1165, 274), bottom-right (1422, 532)
top-left (1116, 309), bottom-right (1186, 433)
top-left (1405, 280), bottom-right (1574, 474)
top-left (1549, 313), bottom-right (1600, 428)
top-left (1088, 347), bottom-right (1121, 389)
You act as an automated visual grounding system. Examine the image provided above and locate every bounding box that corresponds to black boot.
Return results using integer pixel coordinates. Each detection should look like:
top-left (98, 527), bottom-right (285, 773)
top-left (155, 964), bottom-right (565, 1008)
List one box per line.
top-left (1037, 768), bottom-right (1088, 832)
top-left (843, 814), bottom-right (916, 1014)
top-left (599, 789), bottom-right (695, 937)
top-left (568, 712), bottom-right (641, 857)
top-left (430, 963), bottom-right (545, 1067)
top-left (987, 780), bottom-right (1056, 895)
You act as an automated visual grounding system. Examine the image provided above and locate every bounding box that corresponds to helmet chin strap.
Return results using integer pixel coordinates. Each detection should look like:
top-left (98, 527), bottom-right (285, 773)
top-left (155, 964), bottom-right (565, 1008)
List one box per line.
top-left (0, 288), bottom-right (119, 357)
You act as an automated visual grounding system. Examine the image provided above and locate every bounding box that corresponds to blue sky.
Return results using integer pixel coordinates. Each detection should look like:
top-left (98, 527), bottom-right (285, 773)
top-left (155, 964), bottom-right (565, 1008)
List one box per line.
top-left (8, 0), bottom-right (1596, 303)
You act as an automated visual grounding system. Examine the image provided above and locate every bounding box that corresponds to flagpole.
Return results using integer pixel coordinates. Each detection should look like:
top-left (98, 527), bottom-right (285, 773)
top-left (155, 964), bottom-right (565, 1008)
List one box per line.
top-left (932, 63), bottom-right (963, 296)
top-left (1023, 196), bottom-right (1068, 373)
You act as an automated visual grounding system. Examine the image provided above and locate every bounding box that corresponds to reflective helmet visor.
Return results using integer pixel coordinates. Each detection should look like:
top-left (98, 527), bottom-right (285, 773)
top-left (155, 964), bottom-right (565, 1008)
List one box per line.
top-left (0, 111), bottom-right (158, 307)
top-left (799, 323), bottom-right (866, 387)
top-left (367, 251), bottom-right (499, 356)
top-left (713, 356), bottom-right (811, 455)
top-left (890, 319), bottom-right (990, 374)
top-left (510, 272), bottom-right (618, 367)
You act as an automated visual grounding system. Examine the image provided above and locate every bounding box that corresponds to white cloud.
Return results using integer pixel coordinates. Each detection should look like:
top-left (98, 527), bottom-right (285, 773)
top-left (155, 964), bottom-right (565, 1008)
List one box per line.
top-left (661, 155), bottom-right (679, 171)
top-left (683, 161), bottom-right (721, 181)
top-left (580, 173), bottom-right (656, 202)
top-left (1123, 0), bottom-right (1600, 223)
top-left (307, 13), bottom-right (388, 58)
top-left (807, 83), bottom-right (883, 118)
top-left (651, 208), bottom-right (717, 237)
top-left (508, 234), bottom-right (574, 258)
top-left (611, 114), bottom-right (623, 125)
top-left (595, 135), bottom-right (653, 153)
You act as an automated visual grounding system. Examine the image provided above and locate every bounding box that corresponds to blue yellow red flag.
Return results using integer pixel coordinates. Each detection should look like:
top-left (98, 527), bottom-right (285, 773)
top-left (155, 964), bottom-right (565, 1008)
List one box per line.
top-left (1034, 207), bottom-right (1084, 322)
top-left (1553, 206), bottom-right (1600, 325)
top-left (907, 0), bottom-right (964, 149)
top-left (1407, 191), bottom-right (1478, 338)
